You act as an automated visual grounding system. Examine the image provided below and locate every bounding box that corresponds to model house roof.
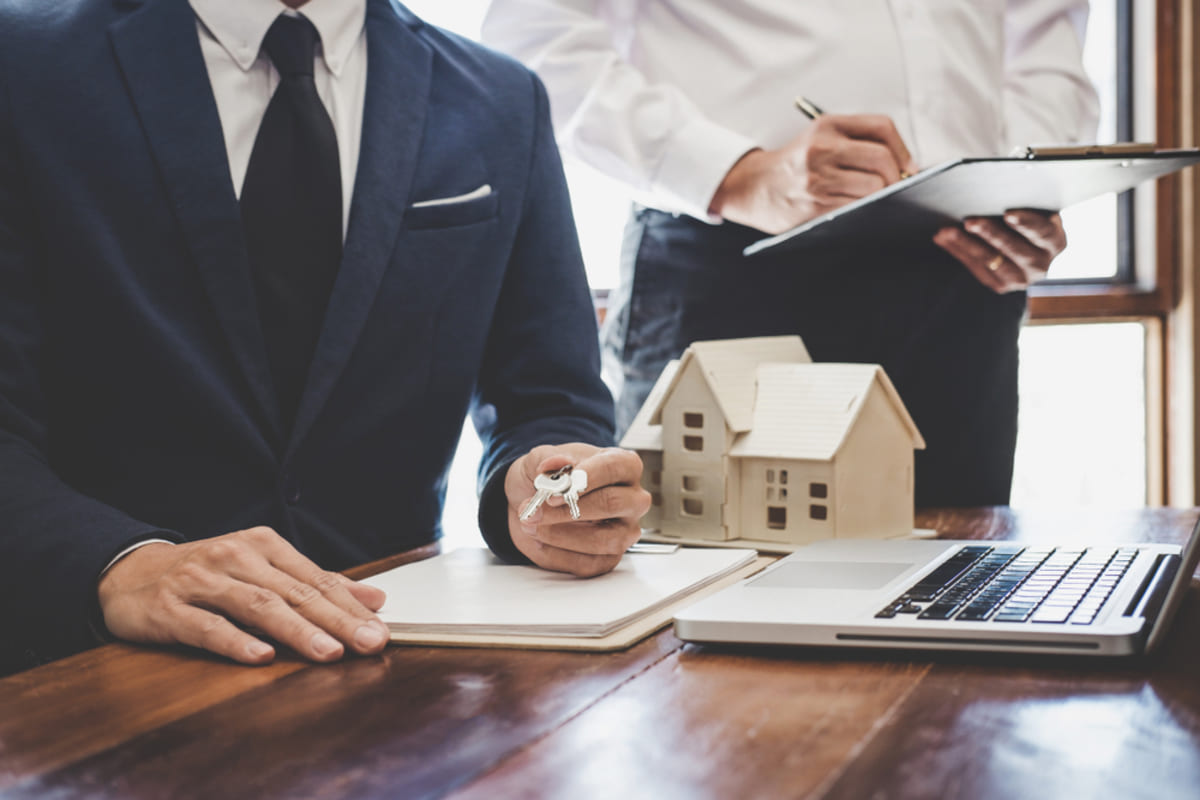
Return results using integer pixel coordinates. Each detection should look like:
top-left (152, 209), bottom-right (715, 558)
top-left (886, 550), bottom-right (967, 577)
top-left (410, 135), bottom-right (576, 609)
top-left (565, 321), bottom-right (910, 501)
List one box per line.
top-left (647, 336), bottom-right (811, 432)
top-left (621, 336), bottom-right (924, 459)
top-left (619, 359), bottom-right (678, 451)
top-left (728, 363), bottom-right (925, 460)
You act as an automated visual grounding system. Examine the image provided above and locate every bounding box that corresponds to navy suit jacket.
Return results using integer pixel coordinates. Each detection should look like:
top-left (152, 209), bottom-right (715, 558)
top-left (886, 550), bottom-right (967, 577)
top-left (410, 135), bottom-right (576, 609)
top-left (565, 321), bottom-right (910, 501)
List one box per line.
top-left (0, 0), bottom-right (614, 668)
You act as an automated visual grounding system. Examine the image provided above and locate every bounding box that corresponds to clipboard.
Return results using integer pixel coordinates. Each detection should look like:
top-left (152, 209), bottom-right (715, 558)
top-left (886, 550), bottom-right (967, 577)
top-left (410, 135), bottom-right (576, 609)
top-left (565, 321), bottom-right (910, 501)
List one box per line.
top-left (743, 145), bottom-right (1200, 256)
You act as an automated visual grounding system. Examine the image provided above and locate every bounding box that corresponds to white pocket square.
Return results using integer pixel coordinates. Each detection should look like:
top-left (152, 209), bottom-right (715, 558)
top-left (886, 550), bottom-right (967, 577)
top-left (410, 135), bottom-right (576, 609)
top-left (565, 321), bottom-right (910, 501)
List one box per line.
top-left (411, 184), bottom-right (493, 208)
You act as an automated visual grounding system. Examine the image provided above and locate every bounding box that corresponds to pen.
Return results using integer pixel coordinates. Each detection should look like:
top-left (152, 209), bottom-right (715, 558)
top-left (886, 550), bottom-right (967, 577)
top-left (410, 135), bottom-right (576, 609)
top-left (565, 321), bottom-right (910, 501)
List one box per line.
top-left (795, 95), bottom-right (912, 179)
top-left (793, 95), bottom-right (824, 120)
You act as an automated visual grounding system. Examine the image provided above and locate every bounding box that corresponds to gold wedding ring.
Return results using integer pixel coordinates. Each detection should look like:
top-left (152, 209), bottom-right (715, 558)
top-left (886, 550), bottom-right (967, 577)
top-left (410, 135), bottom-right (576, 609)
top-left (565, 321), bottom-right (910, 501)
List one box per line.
top-left (986, 254), bottom-right (1004, 272)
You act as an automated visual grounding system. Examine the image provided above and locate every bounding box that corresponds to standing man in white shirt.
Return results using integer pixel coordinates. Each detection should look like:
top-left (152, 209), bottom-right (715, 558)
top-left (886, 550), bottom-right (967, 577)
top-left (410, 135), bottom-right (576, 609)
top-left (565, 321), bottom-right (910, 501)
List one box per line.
top-left (482, 0), bottom-right (1099, 507)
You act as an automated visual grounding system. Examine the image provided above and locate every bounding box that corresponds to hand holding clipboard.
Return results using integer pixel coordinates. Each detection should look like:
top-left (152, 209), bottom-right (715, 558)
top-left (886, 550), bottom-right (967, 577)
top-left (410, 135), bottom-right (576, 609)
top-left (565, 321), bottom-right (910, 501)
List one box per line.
top-left (792, 96), bottom-right (1070, 293)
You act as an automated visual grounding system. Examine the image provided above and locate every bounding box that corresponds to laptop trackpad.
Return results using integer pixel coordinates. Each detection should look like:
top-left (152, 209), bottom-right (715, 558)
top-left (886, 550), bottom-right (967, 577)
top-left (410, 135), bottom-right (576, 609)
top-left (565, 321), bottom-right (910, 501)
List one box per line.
top-left (749, 561), bottom-right (913, 591)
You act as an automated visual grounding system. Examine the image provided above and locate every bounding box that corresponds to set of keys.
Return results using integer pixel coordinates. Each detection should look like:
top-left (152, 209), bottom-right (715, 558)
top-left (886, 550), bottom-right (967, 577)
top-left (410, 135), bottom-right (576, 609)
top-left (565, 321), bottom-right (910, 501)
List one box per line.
top-left (519, 464), bottom-right (588, 521)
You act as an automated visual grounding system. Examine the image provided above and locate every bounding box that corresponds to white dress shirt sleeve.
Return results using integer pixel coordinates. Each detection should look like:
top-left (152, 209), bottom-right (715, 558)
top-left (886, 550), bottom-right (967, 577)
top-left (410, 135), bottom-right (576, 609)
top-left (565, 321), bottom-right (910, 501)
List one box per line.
top-left (481, 0), bottom-right (757, 221)
top-left (1002, 0), bottom-right (1101, 149)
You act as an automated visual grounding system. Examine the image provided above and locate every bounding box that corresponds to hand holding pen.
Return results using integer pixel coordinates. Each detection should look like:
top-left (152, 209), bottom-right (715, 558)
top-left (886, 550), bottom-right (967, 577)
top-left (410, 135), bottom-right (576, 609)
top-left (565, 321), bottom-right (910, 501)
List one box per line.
top-left (708, 95), bottom-right (917, 234)
top-left (793, 95), bottom-right (1066, 293)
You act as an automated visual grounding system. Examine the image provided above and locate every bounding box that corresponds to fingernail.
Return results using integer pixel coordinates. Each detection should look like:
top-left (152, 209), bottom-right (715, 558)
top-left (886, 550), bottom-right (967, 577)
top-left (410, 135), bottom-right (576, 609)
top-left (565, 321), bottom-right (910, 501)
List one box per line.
top-left (311, 631), bottom-right (341, 657)
top-left (355, 623), bottom-right (386, 650)
top-left (246, 640), bottom-right (273, 660)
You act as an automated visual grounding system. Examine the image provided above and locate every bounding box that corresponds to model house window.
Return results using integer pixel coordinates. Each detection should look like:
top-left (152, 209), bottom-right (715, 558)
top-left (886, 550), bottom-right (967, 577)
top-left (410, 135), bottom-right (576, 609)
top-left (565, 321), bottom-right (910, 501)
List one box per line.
top-left (649, 470), bottom-right (662, 488)
top-left (766, 467), bottom-right (789, 503)
top-left (810, 482), bottom-right (827, 498)
top-left (683, 412), bottom-right (704, 428)
top-left (683, 435), bottom-right (703, 452)
top-left (767, 506), bottom-right (787, 529)
top-left (810, 504), bottom-right (828, 521)
top-left (681, 473), bottom-right (703, 517)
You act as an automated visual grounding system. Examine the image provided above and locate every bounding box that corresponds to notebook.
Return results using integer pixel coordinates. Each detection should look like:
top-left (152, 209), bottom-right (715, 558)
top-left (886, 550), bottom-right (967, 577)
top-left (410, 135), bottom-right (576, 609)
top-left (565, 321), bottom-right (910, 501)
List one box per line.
top-left (362, 546), bottom-right (760, 650)
top-left (742, 146), bottom-right (1200, 256)
top-left (673, 519), bottom-right (1200, 657)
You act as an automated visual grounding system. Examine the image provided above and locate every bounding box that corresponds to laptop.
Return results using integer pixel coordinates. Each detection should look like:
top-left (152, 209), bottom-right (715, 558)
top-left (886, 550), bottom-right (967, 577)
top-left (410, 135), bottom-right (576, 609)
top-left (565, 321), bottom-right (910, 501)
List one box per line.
top-left (673, 520), bottom-right (1200, 657)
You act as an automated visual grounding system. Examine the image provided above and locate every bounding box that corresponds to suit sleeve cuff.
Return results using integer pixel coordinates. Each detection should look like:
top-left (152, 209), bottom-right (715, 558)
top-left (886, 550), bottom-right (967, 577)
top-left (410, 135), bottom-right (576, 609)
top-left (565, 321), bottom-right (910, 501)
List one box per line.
top-left (477, 460), bottom-right (533, 565)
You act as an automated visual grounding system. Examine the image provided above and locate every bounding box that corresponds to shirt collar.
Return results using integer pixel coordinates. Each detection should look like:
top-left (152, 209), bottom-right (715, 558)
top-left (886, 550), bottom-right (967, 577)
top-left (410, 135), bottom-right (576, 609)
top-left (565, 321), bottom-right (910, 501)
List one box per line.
top-left (189, 0), bottom-right (366, 77)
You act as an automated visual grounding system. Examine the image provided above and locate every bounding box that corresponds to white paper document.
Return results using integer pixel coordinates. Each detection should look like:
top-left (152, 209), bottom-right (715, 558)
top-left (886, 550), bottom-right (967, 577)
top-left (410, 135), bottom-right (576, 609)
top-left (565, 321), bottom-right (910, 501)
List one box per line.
top-left (363, 547), bottom-right (758, 638)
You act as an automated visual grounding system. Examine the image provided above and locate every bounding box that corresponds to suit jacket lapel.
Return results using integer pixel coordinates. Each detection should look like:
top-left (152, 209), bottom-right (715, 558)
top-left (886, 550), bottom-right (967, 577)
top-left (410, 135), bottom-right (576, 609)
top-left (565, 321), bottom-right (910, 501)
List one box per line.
top-left (109, 0), bottom-right (283, 447)
top-left (287, 0), bottom-right (431, 457)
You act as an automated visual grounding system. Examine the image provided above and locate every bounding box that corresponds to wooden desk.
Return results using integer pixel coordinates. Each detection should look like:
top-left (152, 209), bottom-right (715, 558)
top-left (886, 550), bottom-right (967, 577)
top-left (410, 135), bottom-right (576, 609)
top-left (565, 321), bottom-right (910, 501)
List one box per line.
top-left (2, 508), bottom-right (1198, 800)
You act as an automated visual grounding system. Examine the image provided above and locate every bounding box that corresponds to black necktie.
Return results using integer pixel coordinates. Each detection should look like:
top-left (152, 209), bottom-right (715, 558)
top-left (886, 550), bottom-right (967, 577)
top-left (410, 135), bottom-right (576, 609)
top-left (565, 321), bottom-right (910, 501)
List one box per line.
top-left (240, 14), bottom-right (342, 431)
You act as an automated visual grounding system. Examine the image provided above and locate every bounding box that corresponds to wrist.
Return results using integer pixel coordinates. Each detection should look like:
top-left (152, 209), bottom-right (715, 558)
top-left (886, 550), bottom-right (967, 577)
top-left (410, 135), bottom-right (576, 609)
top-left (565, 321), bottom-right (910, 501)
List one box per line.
top-left (708, 148), bottom-right (766, 219)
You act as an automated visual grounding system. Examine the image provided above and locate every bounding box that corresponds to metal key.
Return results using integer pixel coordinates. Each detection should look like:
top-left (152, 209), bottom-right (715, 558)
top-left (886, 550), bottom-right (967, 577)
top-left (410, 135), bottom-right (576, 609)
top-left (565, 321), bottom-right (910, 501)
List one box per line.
top-left (562, 468), bottom-right (588, 520)
top-left (519, 465), bottom-right (573, 521)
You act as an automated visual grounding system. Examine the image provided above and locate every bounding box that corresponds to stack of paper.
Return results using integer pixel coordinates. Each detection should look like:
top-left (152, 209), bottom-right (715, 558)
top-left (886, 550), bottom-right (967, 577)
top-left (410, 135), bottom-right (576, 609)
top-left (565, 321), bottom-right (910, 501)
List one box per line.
top-left (362, 547), bottom-right (758, 638)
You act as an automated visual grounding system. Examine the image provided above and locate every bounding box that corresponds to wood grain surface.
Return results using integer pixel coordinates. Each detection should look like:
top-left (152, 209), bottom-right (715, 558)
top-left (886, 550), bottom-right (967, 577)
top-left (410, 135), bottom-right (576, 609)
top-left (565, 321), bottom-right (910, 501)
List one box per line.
top-left (1, 509), bottom-right (1197, 800)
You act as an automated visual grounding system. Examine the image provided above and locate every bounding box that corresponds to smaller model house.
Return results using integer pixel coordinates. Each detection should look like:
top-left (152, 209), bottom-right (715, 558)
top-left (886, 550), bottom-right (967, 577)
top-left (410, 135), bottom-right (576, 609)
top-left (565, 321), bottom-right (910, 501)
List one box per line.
top-left (621, 336), bottom-right (926, 548)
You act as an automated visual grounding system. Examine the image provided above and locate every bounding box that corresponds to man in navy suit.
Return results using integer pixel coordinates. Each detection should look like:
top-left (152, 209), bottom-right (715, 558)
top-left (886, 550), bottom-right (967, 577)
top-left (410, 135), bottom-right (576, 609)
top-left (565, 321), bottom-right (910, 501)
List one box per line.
top-left (0, 0), bottom-right (649, 673)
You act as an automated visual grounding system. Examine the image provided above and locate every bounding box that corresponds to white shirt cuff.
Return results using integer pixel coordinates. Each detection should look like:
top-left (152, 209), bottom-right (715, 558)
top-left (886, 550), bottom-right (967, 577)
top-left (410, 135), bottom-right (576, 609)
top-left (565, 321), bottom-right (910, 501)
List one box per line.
top-left (650, 116), bottom-right (758, 223)
top-left (99, 538), bottom-right (176, 580)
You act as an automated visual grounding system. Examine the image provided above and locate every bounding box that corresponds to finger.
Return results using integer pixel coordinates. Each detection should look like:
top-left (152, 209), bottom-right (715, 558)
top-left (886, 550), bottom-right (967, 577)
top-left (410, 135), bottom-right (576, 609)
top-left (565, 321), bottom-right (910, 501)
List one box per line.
top-left (933, 226), bottom-right (1010, 293)
top-left (512, 534), bottom-right (625, 578)
top-left (169, 603), bottom-right (277, 665)
top-left (535, 484), bottom-right (651, 527)
top-left (827, 114), bottom-right (915, 175)
top-left (214, 531), bottom-right (387, 655)
top-left (252, 567), bottom-right (389, 656)
top-left (963, 217), bottom-right (1051, 283)
top-left (571, 447), bottom-right (644, 494)
top-left (522, 518), bottom-right (643, 557)
top-left (809, 166), bottom-right (887, 203)
top-left (341, 574), bottom-right (387, 612)
top-left (1003, 209), bottom-right (1067, 254)
top-left (210, 577), bottom-right (360, 662)
top-left (831, 140), bottom-right (903, 186)
top-left (253, 530), bottom-right (384, 625)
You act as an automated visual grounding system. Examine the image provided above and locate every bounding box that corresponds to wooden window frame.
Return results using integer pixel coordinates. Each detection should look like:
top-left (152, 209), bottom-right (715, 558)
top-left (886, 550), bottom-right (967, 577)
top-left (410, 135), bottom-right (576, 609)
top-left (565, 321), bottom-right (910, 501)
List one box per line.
top-left (1029, 0), bottom-right (1192, 505)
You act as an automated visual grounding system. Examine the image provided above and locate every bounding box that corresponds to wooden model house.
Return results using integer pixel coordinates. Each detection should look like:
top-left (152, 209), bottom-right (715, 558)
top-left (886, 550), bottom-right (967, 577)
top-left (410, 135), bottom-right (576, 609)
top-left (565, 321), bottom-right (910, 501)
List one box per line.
top-left (621, 337), bottom-right (926, 550)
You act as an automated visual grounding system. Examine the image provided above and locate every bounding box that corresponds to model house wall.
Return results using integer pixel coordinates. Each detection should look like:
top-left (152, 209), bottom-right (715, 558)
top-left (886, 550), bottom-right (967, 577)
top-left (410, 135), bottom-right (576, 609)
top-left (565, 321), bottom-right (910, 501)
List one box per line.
top-left (621, 336), bottom-right (925, 549)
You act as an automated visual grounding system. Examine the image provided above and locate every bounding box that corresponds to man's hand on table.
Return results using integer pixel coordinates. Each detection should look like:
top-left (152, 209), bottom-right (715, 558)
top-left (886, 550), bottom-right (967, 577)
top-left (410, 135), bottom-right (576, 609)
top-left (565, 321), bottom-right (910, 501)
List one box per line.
top-left (709, 113), bottom-right (917, 234)
top-left (506, 444), bottom-right (651, 578)
top-left (97, 527), bottom-right (390, 665)
top-left (934, 209), bottom-right (1067, 293)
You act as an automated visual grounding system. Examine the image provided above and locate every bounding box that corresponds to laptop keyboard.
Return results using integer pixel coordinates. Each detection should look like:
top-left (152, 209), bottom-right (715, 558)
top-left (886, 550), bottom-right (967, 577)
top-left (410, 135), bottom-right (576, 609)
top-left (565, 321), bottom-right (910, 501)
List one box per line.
top-left (875, 545), bottom-right (1139, 625)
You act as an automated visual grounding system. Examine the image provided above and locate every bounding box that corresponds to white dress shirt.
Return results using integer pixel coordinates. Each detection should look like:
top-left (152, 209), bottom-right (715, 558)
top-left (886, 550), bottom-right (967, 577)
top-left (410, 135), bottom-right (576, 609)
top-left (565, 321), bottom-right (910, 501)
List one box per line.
top-left (190, 0), bottom-right (368, 235)
top-left (482, 0), bottom-right (1101, 221)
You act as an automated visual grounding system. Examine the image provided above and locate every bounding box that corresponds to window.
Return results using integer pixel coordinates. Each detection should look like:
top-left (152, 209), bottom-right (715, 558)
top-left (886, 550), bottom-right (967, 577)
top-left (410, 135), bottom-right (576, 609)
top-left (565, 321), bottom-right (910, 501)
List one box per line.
top-left (1016, 0), bottom-right (1182, 506)
top-left (809, 505), bottom-right (828, 521)
top-left (767, 506), bottom-right (787, 529)
top-left (682, 474), bottom-right (702, 492)
top-left (765, 467), bottom-right (790, 503)
top-left (682, 497), bottom-right (704, 516)
top-left (683, 412), bottom-right (704, 429)
top-left (683, 435), bottom-right (704, 452)
top-left (809, 482), bottom-right (828, 498)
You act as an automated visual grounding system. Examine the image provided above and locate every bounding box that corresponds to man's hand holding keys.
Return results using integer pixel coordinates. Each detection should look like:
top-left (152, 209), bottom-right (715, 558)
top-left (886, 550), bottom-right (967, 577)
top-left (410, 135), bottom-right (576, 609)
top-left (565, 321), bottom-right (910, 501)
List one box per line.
top-left (506, 444), bottom-right (651, 578)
